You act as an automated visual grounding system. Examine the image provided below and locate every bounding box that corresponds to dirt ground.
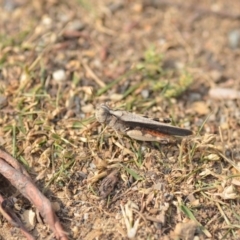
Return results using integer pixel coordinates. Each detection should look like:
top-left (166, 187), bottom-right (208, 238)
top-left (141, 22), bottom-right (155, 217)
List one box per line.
top-left (1, 0), bottom-right (240, 239)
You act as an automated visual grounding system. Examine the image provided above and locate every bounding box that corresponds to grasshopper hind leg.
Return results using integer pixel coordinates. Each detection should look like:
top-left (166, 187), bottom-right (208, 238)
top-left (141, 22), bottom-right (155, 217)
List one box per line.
top-left (126, 129), bottom-right (173, 143)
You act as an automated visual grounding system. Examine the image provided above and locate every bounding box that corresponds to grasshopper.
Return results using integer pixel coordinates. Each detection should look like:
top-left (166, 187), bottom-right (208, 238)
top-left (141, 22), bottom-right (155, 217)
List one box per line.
top-left (95, 104), bottom-right (192, 142)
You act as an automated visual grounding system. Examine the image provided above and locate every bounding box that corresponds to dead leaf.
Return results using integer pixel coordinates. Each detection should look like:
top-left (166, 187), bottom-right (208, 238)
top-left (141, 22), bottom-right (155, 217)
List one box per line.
top-left (22, 209), bottom-right (36, 231)
top-left (214, 185), bottom-right (238, 200)
top-left (99, 169), bottom-right (119, 198)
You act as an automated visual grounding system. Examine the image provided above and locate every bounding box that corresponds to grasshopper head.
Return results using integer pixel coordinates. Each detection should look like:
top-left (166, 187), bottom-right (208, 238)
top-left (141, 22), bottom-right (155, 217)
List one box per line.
top-left (95, 104), bottom-right (110, 123)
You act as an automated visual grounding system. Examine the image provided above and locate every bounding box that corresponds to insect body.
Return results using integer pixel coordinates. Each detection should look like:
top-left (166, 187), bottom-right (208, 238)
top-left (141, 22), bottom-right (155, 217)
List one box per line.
top-left (95, 104), bottom-right (192, 142)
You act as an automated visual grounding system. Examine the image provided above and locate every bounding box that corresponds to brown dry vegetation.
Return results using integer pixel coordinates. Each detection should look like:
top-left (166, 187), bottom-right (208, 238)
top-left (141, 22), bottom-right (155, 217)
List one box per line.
top-left (1, 0), bottom-right (240, 239)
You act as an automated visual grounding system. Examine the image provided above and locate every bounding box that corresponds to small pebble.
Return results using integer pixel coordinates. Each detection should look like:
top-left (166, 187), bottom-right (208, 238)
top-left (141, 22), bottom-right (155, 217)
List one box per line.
top-left (3, 0), bottom-right (19, 11)
top-left (42, 15), bottom-right (52, 26)
top-left (89, 162), bottom-right (96, 169)
top-left (141, 89), bottom-right (149, 99)
top-left (83, 213), bottom-right (89, 220)
top-left (67, 20), bottom-right (85, 31)
top-left (108, 2), bottom-right (124, 13)
top-left (228, 29), bottom-right (240, 49)
top-left (188, 93), bottom-right (201, 102)
top-left (209, 87), bottom-right (240, 99)
top-left (53, 69), bottom-right (67, 81)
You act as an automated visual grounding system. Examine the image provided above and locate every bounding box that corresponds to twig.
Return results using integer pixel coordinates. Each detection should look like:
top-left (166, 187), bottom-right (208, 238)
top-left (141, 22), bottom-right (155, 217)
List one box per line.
top-left (82, 61), bottom-right (106, 87)
top-left (0, 150), bottom-right (68, 240)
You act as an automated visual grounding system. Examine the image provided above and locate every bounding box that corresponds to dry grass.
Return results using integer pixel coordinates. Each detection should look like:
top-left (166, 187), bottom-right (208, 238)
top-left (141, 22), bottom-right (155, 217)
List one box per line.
top-left (1, 0), bottom-right (240, 239)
